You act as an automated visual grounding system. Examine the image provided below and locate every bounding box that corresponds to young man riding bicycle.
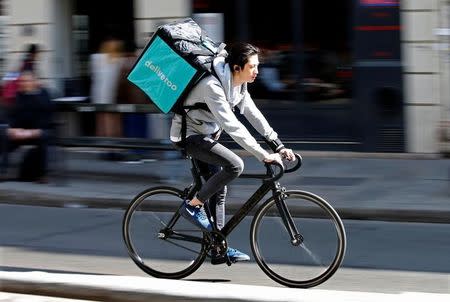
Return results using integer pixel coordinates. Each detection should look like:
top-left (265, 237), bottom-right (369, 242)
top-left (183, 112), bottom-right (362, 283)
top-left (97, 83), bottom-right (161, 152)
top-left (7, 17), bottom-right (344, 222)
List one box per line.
top-left (170, 42), bottom-right (295, 263)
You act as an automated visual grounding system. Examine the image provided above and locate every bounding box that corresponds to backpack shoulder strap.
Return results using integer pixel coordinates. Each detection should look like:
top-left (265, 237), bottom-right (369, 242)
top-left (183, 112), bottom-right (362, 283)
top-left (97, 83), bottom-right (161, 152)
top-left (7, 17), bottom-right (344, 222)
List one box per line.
top-left (179, 102), bottom-right (211, 152)
top-left (183, 102), bottom-right (210, 112)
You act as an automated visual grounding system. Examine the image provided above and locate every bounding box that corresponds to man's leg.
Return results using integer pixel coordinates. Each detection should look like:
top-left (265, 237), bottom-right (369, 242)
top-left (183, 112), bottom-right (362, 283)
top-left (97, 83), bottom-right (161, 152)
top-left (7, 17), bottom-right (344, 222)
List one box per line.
top-left (179, 135), bottom-right (242, 232)
top-left (0, 133), bottom-right (20, 176)
top-left (185, 135), bottom-right (243, 205)
top-left (196, 160), bottom-right (226, 230)
top-left (183, 135), bottom-right (250, 263)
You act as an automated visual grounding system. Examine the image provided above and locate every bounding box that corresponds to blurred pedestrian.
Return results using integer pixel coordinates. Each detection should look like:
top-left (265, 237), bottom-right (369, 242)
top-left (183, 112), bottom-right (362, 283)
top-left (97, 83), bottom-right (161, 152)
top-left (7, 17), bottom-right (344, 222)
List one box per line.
top-left (89, 36), bottom-right (124, 138)
top-left (116, 41), bottom-right (149, 162)
top-left (0, 71), bottom-right (55, 182)
top-left (116, 41), bottom-right (148, 106)
top-left (1, 43), bottom-right (41, 108)
top-left (21, 43), bottom-right (40, 73)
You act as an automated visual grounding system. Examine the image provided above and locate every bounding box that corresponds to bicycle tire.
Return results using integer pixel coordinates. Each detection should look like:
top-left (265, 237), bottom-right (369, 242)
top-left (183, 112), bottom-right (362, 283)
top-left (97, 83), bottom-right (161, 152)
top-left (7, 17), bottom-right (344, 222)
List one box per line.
top-left (122, 186), bottom-right (208, 279)
top-left (250, 190), bottom-right (346, 288)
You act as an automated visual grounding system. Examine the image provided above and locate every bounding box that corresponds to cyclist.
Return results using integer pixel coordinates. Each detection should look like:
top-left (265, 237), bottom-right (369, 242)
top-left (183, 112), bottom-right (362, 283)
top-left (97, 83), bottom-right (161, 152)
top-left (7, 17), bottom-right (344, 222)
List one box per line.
top-left (170, 42), bottom-right (295, 263)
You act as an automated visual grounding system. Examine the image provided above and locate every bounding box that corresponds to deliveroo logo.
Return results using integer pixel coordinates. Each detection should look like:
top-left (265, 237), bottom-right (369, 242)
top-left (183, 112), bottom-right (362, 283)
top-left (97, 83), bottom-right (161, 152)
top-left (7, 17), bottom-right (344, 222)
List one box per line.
top-left (144, 60), bottom-right (177, 91)
top-left (128, 36), bottom-right (197, 113)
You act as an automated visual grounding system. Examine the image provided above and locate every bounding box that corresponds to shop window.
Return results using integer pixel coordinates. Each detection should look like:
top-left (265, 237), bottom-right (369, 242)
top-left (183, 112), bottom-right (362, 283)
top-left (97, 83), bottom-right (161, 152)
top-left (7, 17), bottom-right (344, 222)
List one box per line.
top-left (193, 0), bottom-right (353, 102)
top-left (250, 0), bottom-right (353, 102)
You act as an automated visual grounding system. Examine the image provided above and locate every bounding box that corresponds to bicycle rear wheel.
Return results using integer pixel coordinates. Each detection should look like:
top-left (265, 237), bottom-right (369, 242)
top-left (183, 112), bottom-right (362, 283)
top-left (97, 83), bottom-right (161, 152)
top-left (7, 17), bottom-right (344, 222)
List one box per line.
top-left (250, 190), bottom-right (346, 288)
top-left (122, 186), bottom-right (207, 279)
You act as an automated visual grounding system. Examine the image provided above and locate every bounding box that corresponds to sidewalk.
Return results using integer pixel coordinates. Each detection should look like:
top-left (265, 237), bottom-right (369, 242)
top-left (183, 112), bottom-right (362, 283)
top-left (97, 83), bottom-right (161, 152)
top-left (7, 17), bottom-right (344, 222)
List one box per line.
top-left (1, 271), bottom-right (449, 302)
top-left (0, 149), bottom-right (449, 223)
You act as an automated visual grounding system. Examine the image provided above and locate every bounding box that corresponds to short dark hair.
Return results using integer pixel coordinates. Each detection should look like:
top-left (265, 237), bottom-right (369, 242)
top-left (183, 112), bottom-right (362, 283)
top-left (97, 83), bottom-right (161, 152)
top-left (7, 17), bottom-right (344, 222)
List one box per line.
top-left (226, 42), bottom-right (260, 71)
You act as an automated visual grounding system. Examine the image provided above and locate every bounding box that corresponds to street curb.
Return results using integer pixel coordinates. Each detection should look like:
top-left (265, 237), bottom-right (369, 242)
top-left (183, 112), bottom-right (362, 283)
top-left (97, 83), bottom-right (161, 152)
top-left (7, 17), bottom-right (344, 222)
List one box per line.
top-left (0, 271), bottom-right (296, 302)
top-left (1, 190), bottom-right (449, 224)
top-left (1, 271), bottom-right (448, 302)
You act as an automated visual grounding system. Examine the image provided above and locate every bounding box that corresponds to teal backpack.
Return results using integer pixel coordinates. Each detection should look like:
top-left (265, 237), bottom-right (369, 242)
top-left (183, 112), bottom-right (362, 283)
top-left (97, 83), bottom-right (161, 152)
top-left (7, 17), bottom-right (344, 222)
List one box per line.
top-left (127, 18), bottom-right (225, 115)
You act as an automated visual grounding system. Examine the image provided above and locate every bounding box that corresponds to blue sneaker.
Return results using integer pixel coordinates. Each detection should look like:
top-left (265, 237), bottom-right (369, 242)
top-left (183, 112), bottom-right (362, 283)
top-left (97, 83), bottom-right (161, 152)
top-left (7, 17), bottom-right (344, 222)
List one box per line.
top-left (226, 247), bottom-right (250, 263)
top-left (211, 247), bottom-right (250, 265)
top-left (180, 202), bottom-right (212, 232)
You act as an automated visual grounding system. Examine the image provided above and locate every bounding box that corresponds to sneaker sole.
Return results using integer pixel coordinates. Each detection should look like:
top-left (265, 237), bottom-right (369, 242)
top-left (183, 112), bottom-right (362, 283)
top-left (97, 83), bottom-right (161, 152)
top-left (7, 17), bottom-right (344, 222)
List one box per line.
top-left (229, 258), bottom-right (250, 263)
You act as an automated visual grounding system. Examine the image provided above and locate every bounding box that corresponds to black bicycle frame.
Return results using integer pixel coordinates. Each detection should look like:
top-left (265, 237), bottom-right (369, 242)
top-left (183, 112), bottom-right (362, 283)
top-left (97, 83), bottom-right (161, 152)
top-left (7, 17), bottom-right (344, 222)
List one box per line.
top-left (162, 178), bottom-right (277, 247)
top-left (172, 154), bottom-right (303, 244)
top-left (190, 157), bottom-right (292, 237)
top-left (161, 159), bottom-right (204, 233)
top-left (220, 175), bottom-right (275, 237)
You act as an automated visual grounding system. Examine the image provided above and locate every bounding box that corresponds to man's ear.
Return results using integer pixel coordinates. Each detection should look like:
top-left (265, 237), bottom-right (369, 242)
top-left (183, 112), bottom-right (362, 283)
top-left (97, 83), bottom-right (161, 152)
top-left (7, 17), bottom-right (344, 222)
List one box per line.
top-left (233, 65), bottom-right (240, 72)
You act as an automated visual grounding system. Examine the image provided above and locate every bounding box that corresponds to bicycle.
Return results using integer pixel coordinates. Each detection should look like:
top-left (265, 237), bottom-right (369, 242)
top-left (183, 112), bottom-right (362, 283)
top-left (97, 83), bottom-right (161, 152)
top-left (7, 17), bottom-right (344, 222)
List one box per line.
top-left (122, 153), bottom-right (346, 288)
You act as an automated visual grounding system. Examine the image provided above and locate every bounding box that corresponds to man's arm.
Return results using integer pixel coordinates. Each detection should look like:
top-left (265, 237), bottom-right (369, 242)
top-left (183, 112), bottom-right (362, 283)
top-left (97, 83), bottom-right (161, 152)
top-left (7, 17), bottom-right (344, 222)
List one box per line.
top-left (239, 92), bottom-right (284, 150)
top-left (240, 92), bottom-right (295, 161)
top-left (204, 80), bottom-right (270, 161)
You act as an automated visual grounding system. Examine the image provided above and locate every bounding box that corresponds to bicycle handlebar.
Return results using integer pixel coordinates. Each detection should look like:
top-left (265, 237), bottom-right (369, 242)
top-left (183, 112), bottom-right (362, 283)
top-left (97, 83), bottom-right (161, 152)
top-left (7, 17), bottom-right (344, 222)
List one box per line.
top-left (240, 153), bottom-right (302, 182)
top-left (263, 161), bottom-right (284, 182)
top-left (263, 153), bottom-right (302, 181)
top-left (284, 153), bottom-right (302, 174)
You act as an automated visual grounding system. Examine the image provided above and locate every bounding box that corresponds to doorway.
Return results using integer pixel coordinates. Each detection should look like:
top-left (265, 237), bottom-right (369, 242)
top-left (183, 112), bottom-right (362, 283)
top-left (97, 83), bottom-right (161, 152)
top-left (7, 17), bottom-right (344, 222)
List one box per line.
top-left (72, 0), bottom-right (134, 78)
top-left (68, 0), bottom-right (135, 136)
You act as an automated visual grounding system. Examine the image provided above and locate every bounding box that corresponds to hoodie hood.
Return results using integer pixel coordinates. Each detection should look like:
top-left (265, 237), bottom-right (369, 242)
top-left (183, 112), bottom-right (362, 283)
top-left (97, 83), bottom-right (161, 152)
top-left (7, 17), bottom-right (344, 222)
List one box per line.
top-left (212, 55), bottom-right (247, 113)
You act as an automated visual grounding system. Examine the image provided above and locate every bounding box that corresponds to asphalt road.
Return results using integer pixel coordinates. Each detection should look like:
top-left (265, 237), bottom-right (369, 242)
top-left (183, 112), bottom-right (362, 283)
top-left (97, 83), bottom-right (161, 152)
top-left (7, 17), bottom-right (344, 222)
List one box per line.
top-left (1, 203), bottom-right (449, 294)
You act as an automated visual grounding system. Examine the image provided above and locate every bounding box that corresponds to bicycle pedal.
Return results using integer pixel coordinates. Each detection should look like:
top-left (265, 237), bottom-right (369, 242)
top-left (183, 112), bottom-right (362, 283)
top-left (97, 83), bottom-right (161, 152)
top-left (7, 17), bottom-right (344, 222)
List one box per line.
top-left (210, 255), bottom-right (228, 265)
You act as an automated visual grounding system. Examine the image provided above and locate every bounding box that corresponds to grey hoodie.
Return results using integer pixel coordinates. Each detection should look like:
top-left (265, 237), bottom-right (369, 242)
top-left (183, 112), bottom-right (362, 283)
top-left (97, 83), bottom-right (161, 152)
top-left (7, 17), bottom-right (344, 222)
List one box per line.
top-left (169, 56), bottom-right (279, 161)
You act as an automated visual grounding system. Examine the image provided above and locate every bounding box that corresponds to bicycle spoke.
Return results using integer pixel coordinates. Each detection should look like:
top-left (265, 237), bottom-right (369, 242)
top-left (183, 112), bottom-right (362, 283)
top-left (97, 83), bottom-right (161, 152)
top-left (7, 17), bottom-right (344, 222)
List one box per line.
top-left (149, 211), bottom-right (167, 227)
top-left (164, 238), bottom-right (206, 256)
top-left (299, 242), bottom-right (327, 267)
top-left (272, 220), bottom-right (327, 267)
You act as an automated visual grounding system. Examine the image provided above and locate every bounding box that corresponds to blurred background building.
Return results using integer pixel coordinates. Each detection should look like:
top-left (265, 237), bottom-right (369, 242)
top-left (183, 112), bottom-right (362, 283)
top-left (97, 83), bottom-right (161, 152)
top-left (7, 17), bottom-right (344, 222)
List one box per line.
top-left (0, 0), bottom-right (449, 154)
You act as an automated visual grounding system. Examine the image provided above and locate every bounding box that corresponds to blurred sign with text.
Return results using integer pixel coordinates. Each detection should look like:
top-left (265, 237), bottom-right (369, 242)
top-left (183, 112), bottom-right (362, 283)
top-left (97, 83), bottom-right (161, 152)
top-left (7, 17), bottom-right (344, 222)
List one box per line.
top-left (360, 0), bottom-right (399, 6)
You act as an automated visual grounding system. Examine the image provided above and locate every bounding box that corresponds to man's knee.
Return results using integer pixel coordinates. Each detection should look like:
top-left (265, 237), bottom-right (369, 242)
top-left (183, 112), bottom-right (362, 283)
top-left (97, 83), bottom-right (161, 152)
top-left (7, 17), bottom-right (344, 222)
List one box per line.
top-left (226, 157), bottom-right (244, 177)
top-left (236, 158), bottom-right (244, 175)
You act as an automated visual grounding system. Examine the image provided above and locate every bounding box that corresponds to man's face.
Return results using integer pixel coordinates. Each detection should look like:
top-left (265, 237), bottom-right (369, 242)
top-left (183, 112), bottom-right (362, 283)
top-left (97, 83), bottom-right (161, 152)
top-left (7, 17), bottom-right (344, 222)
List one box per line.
top-left (241, 54), bottom-right (259, 83)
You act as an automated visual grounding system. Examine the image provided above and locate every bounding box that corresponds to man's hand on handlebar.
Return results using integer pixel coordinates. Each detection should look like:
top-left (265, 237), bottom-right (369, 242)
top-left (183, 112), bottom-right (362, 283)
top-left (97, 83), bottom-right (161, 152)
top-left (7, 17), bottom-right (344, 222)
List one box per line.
top-left (264, 148), bottom-right (296, 166)
top-left (279, 148), bottom-right (295, 161)
top-left (263, 153), bottom-right (283, 166)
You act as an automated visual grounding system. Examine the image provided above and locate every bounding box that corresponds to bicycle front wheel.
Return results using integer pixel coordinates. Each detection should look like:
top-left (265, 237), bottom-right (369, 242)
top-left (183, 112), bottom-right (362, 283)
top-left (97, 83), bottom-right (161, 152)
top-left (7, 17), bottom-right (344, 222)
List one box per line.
top-left (122, 186), bottom-right (207, 279)
top-left (251, 190), bottom-right (346, 288)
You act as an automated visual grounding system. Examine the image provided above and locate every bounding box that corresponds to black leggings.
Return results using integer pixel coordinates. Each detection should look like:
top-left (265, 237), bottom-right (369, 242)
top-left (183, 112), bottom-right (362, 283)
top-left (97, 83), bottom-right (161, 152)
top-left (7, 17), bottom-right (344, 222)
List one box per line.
top-left (184, 135), bottom-right (244, 229)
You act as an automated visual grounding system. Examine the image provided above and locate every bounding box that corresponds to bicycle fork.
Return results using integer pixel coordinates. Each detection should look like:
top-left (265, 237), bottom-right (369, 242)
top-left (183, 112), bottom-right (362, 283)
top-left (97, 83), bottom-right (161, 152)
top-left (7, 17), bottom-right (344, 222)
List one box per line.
top-left (273, 183), bottom-right (304, 246)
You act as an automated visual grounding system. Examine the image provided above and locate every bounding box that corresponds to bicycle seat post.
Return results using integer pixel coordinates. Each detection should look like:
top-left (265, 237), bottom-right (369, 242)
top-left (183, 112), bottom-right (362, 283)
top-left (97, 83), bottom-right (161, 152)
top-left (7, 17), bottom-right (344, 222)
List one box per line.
top-left (186, 156), bottom-right (203, 201)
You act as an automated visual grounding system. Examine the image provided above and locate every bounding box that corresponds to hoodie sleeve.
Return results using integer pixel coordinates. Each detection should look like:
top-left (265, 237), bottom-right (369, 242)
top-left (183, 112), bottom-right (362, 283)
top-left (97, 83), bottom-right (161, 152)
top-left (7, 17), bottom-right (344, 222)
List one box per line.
top-left (204, 80), bottom-right (270, 161)
top-left (237, 92), bottom-right (279, 140)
